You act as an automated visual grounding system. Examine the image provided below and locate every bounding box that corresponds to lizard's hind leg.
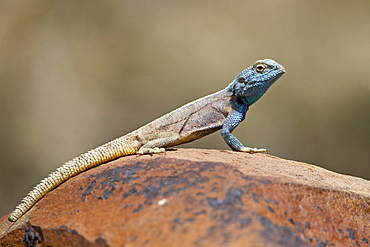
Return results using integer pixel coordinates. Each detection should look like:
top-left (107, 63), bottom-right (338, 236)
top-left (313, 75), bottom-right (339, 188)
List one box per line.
top-left (136, 132), bottom-right (180, 155)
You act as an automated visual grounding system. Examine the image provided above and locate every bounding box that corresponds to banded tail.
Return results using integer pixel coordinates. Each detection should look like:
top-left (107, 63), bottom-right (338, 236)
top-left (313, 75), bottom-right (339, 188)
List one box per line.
top-left (8, 138), bottom-right (139, 222)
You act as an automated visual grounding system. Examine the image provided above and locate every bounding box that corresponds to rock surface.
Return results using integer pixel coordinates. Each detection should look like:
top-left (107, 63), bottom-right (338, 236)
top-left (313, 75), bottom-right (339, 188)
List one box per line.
top-left (0, 148), bottom-right (369, 246)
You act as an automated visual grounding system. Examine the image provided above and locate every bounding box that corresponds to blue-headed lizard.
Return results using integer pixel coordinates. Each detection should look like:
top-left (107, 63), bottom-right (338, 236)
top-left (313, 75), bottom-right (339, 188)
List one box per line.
top-left (7, 58), bottom-right (285, 224)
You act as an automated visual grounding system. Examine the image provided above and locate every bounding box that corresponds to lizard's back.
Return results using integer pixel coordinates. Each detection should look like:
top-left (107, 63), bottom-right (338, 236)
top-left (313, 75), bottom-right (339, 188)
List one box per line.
top-left (125, 87), bottom-right (234, 146)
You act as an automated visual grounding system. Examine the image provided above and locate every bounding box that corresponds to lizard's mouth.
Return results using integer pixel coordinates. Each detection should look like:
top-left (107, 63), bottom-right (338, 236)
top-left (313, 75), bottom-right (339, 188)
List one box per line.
top-left (249, 69), bottom-right (285, 85)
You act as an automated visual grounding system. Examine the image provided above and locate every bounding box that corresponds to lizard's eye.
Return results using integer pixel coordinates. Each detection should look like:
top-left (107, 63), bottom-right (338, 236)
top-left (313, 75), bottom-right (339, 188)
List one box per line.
top-left (238, 77), bottom-right (245, 83)
top-left (255, 63), bottom-right (268, 73)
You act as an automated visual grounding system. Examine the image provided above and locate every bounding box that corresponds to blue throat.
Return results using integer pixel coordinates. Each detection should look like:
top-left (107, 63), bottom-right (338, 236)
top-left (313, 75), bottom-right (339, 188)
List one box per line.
top-left (244, 83), bottom-right (273, 106)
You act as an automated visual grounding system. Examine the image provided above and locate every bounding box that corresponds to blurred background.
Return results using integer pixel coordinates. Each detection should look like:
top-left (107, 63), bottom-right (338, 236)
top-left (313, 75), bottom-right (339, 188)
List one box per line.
top-left (0, 1), bottom-right (369, 216)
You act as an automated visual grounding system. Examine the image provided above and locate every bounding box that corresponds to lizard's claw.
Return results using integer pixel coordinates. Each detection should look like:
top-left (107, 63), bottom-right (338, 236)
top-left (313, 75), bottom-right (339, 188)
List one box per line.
top-left (240, 147), bottom-right (267, 154)
top-left (136, 147), bottom-right (166, 155)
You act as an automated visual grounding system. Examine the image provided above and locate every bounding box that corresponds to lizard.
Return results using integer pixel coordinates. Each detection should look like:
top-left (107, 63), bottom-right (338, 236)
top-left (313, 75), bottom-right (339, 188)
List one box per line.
top-left (7, 58), bottom-right (285, 223)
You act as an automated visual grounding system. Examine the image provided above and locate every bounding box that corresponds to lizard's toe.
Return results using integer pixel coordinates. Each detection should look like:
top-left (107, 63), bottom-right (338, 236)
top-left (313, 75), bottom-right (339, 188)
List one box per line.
top-left (240, 147), bottom-right (267, 154)
top-left (137, 147), bottom-right (166, 155)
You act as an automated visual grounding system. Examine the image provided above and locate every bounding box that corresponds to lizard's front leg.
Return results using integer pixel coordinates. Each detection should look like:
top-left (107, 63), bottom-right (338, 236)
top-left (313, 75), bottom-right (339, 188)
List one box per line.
top-left (221, 110), bottom-right (267, 153)
top-left (136, 132), bottom-right (180, 155)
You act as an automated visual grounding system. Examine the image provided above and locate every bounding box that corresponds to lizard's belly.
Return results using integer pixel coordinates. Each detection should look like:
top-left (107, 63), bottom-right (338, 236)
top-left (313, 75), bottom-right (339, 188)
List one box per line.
top-left (166, 125), bottom-right (222, 147)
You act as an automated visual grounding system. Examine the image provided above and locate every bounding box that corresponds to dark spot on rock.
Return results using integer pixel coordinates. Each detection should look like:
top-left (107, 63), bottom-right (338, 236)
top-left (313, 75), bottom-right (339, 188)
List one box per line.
top-left (362, 238), bottom-right (369, 244)
top-left (98, 188), bottom-right (114, 200)
top-left (207, 197), bottom-right (224, 210)
top-left (238, 217), bottom-right (252, 229)
top-left (225, 187), bottom-right (244, 206)
top-left (171, 217), bottom-right (195, 231)
top-left (211, 186), bottom-right (221, 192)
top-left (346, 228), bottom-right (356, 240)
top-left (260, 179), bottom-right (272, 185)
top-left (173, 218), bottom-right (181, 225)
top-left (306, 237), bottom-right (313, 242)
top-left (143, 239), bottom-right (150, 245)
top-left (294, 221), bottom-right (305, 233)
top-left (59, 225), bottom-right (79, 235)
top-left (256, 214), bottom-right (306, 247)
top-left (81, 179), bottom-right (97, 200)
top-left (245, 182), bottom-right (258, 190)
top-left (264, 198), bottom-right (278, 204)
top-left (317, 240), bottom-right (327, 247)
top-left (144, 185), bottom-right (160, 200)
top-left (133, 204), bottom-right (143, 213)
top-left (242, 175), bottom-right (253, 181)
top-left (186, 217), bottom-right (195, 222)
top-left (24, 223), bottom-right (43, 247)
top-left (215, 175), bottom-right (226, 180)
top-left (259, 215), bottom-right (274, 228)
top-left (252, 193), bottom-right (260, 203)
top-left (288, 217), bottom-right (294, 225)
top-left (95, 235), bottom-right (109, 246)
top-left (266, 206), bottom-right (274, 212)
top-left (304, 221), bottom-right (310, 229)
top-left (193, 210), bottom-right (206, 216)
top-left (124, 169), bottom-right (138, 177)
top-left (123, 187), bottom-right (139, 199)
top-left (184, 195), bottom-right (196, 204)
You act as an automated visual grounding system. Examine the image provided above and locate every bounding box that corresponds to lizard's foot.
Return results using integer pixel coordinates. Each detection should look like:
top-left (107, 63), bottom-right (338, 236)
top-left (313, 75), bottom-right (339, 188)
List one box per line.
top-left (240, 147), bottom-right (267, 154)
top-left (136, 147), bottom-right (166, 155)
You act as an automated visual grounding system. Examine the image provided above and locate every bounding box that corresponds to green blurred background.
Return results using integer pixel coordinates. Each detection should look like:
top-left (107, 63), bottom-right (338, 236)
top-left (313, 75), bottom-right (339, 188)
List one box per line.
top-left (0, 1), bottom-right (369, 217)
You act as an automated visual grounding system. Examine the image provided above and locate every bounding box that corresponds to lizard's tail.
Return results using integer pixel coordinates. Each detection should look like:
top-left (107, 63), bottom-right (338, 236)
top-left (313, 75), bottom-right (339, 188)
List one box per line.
top-left (8, 138), bottom-right (140, 223)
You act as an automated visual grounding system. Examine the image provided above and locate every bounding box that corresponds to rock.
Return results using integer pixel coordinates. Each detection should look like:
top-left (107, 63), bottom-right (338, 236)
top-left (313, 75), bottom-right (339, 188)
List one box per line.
top-left (0, 148), bottom-right (369, 246)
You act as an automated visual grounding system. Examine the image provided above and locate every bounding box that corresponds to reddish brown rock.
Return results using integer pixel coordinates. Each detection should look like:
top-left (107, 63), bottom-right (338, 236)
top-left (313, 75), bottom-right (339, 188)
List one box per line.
top-left (0, 148), bottom-right (369, 246)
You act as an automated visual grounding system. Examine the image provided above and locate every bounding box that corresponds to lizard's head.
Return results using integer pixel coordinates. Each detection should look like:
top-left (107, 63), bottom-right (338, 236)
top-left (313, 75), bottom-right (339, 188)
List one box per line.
top-left (232, 58), bottom-right (285, 106)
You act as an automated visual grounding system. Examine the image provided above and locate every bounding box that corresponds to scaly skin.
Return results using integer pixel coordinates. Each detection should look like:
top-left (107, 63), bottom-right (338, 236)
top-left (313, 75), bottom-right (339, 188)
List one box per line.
top-left (7, 58), bottom-right (285, 223)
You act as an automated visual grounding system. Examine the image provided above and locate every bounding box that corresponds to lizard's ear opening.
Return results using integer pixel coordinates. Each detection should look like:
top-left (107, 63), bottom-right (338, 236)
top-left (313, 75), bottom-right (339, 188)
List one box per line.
top-left (238, 77), bottom-right (245, 84)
